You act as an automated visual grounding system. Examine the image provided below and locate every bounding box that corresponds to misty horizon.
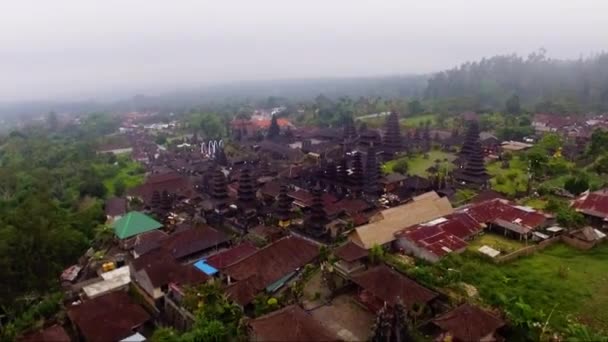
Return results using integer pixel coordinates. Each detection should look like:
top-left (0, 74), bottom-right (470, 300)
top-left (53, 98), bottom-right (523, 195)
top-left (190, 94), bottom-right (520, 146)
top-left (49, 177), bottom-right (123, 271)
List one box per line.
top-left (2, 0), bottom-right (607, 102)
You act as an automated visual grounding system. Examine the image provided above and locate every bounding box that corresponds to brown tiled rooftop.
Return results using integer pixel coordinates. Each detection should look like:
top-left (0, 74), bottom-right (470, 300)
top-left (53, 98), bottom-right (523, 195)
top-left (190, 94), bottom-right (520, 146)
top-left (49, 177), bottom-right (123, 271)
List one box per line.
top-left (223, 236), bottom-right (319, 290)
top-left (432, 303), bottom-right (505, 341)
top-left (206, 242), bottom-right (258, 270)
top-left (19, 325), bottom-right (70, 342)
top-left (248, 305), bottom-right (339, 341)
top-left (334, 241), bottom-right (368, 262)
top-left (350, 264), bottom-right (437, 309)
top-left (67, 291), bottom-right (150, 342)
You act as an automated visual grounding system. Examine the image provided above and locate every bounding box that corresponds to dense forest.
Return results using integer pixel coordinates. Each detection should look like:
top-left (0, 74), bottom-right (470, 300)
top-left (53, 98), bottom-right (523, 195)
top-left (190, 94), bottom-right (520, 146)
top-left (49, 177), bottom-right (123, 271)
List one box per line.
top-left (0, 114), bottom-right (137, 326)
top-left (425, 50), bottom-right (608, 113)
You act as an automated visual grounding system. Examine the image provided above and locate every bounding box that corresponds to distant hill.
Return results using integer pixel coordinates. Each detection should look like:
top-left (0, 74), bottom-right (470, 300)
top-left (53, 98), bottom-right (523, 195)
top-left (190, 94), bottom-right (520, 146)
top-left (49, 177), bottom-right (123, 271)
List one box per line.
top-left (424, 51), bottom-right (608, 113)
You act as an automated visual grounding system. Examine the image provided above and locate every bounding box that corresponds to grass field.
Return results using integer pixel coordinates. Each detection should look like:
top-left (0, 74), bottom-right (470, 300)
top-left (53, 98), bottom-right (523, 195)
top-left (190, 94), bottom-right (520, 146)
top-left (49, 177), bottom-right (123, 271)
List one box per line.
top-left (400, 114), bottom-right (437, 127)
top-left (460, 243), bottom-right (608, 332)
top-left (487, 156), bottom-right (529, 196)
top-left (382, 150), bottom-right (456, 177)
top-left (95, 156), bottom-right (145, 196)
top-left (468, 233), bottom-right (526, 254)
top-left (522, 197), bottom-right (548, 210)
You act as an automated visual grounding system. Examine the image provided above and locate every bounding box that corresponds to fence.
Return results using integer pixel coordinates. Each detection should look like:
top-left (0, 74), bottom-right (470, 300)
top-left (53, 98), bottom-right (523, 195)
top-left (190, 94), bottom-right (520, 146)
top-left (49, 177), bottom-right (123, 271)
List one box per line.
top-left (493, 236), bottom-right (561, 264)
top-left (561, 235), bottom-right (596, 250)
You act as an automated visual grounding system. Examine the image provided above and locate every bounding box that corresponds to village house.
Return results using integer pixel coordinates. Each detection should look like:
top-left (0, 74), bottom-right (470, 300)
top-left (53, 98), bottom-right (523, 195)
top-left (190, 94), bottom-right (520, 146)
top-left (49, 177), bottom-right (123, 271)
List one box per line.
top-left (247, 305), bottom-right (339, 341)
top-left (532, 113), bottom-right (580, 133)
top-left (112, 211), bottom-right (163, 248)
top-left (128, 172), bottom-right (195, 205)
top-left (67, 291), bottom-right (150, 342)
top-left (462, 198), bottom-right (548, 241)
top-left (430, 303), bottom-right (505, 342)
top-left (220, 236), bottom-right (319, 307)
top-left (350, 264), bottom-right (439, 314)
top-left (19, 325), bottom-right (71, 342)
top-left (563, 226), bottom-right (607, 250)
top-left (156, 225), bottom-right (231, 262)
top-left (394, 212), bottom-right (484, 263)
top-left (572, 189), bottom-right (608, 228)
top-left (129, 249), bottom-right (209, 306)
top-left (104, 197), bottom-right (127, 222)
top-left (349, 191), bottom-right (454, 249)
top-left (333, 241), bottom-right (369, 276)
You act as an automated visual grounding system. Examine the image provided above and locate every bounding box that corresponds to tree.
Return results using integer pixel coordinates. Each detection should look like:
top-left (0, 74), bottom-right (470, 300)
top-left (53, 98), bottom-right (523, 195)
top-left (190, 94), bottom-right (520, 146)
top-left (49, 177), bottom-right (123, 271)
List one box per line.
top-left (407, 99), bottom-right (424, 116)
top-left (506, 94), bottom-right (521, 114)
top-left (113, 179), bottom-right (126, 197)
top-left (588, 129), bottom-right (608, 157)
top-left (564, 175), bottom-right (589, 196)
top-left (79, 178), bottom-right (107, 198)
top-left (155, 135), bottom-right (167, 145)
top-left (556, 207), bottom-right (586, 228)
top-left (369, 244), bottom-right (386, 264)
top-left (392, 159), bottom-right (409, 175)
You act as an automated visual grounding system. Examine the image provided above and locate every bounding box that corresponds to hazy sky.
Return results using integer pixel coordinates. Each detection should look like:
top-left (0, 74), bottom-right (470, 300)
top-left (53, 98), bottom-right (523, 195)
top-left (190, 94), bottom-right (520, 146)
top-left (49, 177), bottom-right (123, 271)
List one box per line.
top-left (2, 0), bottom-right (607, 102)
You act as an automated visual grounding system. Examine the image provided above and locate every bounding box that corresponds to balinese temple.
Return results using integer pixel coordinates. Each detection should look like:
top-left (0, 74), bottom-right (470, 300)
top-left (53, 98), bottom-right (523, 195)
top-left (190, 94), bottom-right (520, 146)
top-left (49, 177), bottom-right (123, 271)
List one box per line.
top-left (358, 126), bottom-right (382, 151)
top-left (422, 125), bottom-right (431, 152)
top-left (266, 114), bottom-right (281, 140)
top-left (236, 166), bottom-right (259, 229)
top-left (337, 157), bottom-right (350, 192)
top-left (382, 111), bottom-right (403, 159)
top-left (150, 190), bottom-right (161, 209)
top-left (323, 160), bottom-right (338, 191)
top-left (343, 117), bottom-right (358, 144)
top-left (275, 185), bottom-right (293, 228)
top-left (306, 183), bottom-right (328, 238)
top-left (210, 167), bottom-right (229, 211)
top-left (160, 190), bottom-right (172, 214)
top-left (237, 166), bottom-right (257, 208)
top-left (349, 152), bottom-right (365, 195)
top-left (458, 120), bottom-right (481, 160)
top-left (455, 140), bottom-right (489, 188)
top-left (364, 144), bottom-right (382, 197)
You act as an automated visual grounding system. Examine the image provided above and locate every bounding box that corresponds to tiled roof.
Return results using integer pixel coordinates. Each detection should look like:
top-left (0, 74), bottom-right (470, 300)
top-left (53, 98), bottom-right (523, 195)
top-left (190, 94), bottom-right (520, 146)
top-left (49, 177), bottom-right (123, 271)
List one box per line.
top-left (160, 225), bottom-right (230, 260)
top-left (223, 236), bottom-right (319, 289)
top-left (131, 249), bottom-right (209, 288)
top-left (19, 325), bottom-right (70, 342)
top-left (127, 172), bottom-right (194, 203)
top-left (130, 230), bottom-right (168, 254)
top-left (67, 292), bottom-right (150, 342)
top-left (350, 265), bottom-right (437, 309)
top-left (105, 197), bottom-right (127, 217)
top-left (432, 303), bottom-right (504, 341)
top-left (206, 242), bottom-right (259, 270)
top-left (334, 241), bottom-right (368, 262)
top-left (225, 275), bottom-right (260, 306)
top-left (248, 305), bottom-right (339, 341)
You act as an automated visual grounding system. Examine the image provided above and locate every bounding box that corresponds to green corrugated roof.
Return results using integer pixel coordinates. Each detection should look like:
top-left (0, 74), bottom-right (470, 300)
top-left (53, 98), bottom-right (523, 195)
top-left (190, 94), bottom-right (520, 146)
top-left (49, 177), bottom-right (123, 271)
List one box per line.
top-left (112, 211), bottom-right (163, 239)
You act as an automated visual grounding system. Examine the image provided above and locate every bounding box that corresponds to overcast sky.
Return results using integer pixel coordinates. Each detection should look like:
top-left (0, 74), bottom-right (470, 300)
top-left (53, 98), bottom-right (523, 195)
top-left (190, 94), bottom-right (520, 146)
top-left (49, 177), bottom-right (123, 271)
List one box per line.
top-left (1, 0), bottom-right (607, 102)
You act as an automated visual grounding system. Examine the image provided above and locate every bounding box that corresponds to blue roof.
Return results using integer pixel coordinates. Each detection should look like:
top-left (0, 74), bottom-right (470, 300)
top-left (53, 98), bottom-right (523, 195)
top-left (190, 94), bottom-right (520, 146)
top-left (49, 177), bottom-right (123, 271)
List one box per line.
top-left (193, 260), bottom-right (218, 276)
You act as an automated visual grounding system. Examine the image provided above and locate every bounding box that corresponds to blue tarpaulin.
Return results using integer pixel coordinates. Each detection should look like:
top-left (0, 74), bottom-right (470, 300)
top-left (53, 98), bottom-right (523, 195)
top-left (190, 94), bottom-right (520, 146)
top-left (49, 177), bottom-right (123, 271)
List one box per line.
top-left (193, 260), bottom-right (218, 275)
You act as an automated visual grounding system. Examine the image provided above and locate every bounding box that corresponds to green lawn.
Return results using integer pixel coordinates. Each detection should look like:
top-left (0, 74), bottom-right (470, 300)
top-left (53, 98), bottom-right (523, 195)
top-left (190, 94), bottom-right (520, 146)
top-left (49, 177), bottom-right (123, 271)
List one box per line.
top-left (383, 150), bottom-right (456, 177)
top-left (521, 197), bottom-right (548, 210)
top-left (542, 172), bottom-right (605, 190)
top-left (468, 233), bottom-right (526, 254)
top-left (459, 243), bottom-right (608, 332)
top-left (94, 156), bottom-right (145, 196)
top-left (400, 113), bottom-right (437, 127)
top-left (487, 156), bottom-right (529, 196)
